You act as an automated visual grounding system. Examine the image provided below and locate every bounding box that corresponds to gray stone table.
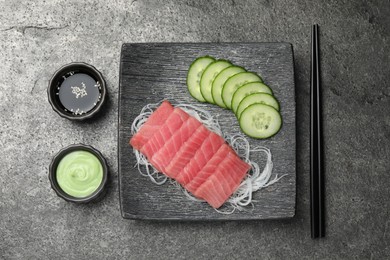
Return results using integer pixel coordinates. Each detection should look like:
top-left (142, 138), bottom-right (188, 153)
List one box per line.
top-left (1, 0), bottom-right (389, 259)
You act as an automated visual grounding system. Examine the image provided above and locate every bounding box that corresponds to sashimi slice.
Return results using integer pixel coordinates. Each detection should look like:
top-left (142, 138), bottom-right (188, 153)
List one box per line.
top-left (195, 152), bottom-right (251, 208)
top-left (175, 131), bottom-right (225, 186)
top-left (130, 101), bottom-right (174, 150)
top-left (164, 125), bottom-right (210, 178)
top-left (140, 108), bottom-right (189, 169)
top-left (185, 144), bottom-right (232, 194)
top-left (152, 116), bottom-right (202, 175)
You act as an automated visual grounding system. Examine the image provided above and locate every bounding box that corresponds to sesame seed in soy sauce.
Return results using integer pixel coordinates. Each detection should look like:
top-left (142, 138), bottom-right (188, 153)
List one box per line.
top-left (57, 72), bottom-right (102, 115)
top-left (48, 62), bottom-right (107, 121)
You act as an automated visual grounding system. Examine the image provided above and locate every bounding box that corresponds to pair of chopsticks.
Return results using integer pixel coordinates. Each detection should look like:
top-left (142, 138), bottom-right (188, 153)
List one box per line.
top-left (310, 24), bottom-right (325, 238)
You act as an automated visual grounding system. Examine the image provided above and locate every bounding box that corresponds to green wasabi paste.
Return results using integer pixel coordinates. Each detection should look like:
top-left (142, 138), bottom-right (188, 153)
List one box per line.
top-left (56, 150), bottom-right (103, 198)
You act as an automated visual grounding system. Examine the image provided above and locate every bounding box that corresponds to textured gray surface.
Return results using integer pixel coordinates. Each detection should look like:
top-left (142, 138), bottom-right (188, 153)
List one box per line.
top-left (119, 43), bottom-right (295, 220)
top-left (0, 0), bottom-right (389, 259)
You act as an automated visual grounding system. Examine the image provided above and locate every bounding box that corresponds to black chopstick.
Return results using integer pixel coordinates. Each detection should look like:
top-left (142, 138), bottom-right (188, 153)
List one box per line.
top-left (310, 24), bottom-right (325, 238)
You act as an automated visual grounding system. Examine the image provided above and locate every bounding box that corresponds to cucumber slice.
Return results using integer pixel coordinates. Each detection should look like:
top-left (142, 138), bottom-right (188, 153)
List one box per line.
top-left (200, 60), bottom-right (232, 103)
top-left (221, 72), bottom-right (262, 109)
top-left (211, 66), bottom-right (246, 108)
top-left (231, 82), bottom-right (273, 113)
top-left (239, 104), bottom-right (282, 139)
top-left (187, 56), bottom-right (215, 102)
top-left (236, 93), bottom-right (280, 119)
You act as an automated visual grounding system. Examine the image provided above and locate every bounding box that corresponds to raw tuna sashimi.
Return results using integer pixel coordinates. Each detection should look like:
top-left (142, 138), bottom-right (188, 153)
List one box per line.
top-left (184, 144), bottom-right (232, 194)
top-left (152, 117), bottom-right (201, 176)
top-left (129, 100), bottom-right (251, 208)
top-left (163, 125), bottom-right (210, 179)
top-left (140, 108), bottom-right (189, 168)
top-left (175, 131), bottom-right (225, 186)
top-left (195, 151), bottom-right (251, 208)
top-left (130, 101), bottom-right (173, 150)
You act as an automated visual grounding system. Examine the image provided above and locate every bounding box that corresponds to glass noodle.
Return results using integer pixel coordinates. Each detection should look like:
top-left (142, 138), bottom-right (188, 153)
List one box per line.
top-left (131, 101), bottom-right (286, 214)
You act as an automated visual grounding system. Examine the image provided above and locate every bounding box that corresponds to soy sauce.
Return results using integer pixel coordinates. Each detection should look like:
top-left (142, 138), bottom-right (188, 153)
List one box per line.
top-left (57, 72), bottom-right (101, 115)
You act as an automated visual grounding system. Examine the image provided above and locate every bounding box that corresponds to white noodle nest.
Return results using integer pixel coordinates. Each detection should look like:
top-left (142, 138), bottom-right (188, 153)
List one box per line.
top-left (131, 101), bottom-right (286, 214)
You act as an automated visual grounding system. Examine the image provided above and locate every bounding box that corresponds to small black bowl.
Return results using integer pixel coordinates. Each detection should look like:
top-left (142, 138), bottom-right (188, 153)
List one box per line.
top-left (47, 62), bottom-right (107, 121)
top-left (49, 144), bottom-right (109, 203)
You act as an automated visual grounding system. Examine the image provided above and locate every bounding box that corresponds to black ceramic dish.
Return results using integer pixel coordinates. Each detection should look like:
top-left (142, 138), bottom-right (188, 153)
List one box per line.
top-left (47, 62), bottom-right (107, 121)
top-left (118, 43), bottom-right (296, 220)
top-left (49, 144), bottom-right (109, 203)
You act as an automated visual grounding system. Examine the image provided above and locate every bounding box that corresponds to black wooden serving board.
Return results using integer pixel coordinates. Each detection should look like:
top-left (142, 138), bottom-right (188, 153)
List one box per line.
top-left (118, 43), bottom-right (296, 220)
